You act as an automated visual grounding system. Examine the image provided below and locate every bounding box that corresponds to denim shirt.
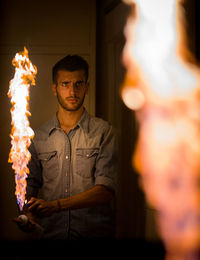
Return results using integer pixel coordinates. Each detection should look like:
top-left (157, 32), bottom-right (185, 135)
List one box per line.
top-left (27, 109), bottom-right (118, 239)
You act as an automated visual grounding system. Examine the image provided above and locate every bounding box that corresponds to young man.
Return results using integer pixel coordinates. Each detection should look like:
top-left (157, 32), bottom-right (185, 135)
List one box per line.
top-left (16, 55), bottom-right (118, 240)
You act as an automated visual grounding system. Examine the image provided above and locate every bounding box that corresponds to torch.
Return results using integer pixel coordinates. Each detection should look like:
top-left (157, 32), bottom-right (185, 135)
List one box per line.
top-left (121, 0), bottom-right (200, 259)
top-left (8, 47), bottom-right (37, 212)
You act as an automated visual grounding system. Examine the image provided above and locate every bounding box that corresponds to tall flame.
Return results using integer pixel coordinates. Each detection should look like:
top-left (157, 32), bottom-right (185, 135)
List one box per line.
top-left (121, 0), bottom-right (200, 259)
top-left (8, 47), bottom-right (37, 211)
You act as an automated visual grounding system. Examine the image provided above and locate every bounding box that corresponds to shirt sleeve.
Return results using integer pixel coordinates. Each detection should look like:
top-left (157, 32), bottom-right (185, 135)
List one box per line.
top-left (94, 124), bottom-right (118, 192)
top-left (26, 141), bottom-right (43, 199)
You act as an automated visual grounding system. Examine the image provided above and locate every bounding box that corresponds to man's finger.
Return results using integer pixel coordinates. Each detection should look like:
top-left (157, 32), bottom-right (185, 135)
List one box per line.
top-left (13, 217), bottom-right (23, 224)
top-left (28, 200), bottom-right (41, 211)
top-left (27, 197), bottom-right (37, 206)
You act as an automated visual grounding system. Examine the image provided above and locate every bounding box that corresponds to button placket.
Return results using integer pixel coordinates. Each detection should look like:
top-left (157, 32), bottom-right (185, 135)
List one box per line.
top-left (63, 135), bottom-right (71, 198)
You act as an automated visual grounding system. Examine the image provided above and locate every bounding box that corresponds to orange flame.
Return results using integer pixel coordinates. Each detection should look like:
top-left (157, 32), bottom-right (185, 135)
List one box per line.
top-left (121, 0), bottom-right (200, 259)
top-left (8, 47), bottom-right (37, 211)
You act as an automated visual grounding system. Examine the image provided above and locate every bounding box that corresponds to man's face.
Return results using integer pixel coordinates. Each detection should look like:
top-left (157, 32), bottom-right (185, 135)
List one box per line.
top-left (52, 70), bottom-right (88, 112)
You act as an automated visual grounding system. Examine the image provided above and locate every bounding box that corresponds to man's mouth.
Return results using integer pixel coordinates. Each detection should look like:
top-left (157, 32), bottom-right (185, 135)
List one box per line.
top-left (67, 98), bottom-right (79, 103)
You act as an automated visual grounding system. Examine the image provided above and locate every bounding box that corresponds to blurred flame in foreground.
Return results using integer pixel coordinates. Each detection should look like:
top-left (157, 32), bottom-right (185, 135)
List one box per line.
top-left (121, 0), bottom-right (200, 259)
top-left (8, 47), bottom-right (37, 211)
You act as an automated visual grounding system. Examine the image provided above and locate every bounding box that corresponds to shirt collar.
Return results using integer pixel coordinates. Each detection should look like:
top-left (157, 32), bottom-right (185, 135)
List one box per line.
top-left (48, 108), bottom-right (90, 136)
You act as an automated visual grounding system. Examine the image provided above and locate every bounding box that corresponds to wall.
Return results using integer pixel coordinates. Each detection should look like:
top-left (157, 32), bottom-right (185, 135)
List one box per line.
top-left (0, 0), bottom-right (96, 240)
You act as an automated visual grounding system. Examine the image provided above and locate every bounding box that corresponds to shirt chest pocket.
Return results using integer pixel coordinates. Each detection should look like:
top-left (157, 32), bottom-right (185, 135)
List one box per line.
top-left (38, 151), bottom-right (59, 181)
top-left (76, 148), bottom-right (99, 178)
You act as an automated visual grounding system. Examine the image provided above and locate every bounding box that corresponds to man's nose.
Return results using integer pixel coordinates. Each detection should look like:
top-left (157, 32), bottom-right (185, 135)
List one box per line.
top-left (69, 83), bottom-right (77, 94)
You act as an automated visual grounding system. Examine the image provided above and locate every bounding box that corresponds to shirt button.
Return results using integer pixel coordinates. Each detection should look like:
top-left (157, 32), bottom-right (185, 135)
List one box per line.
top-left (66, 155), bottom-right (69, 159)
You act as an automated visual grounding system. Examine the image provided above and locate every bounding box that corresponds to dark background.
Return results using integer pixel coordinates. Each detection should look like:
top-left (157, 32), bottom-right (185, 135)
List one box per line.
top-left (0, 1), bottom-right (199, 251)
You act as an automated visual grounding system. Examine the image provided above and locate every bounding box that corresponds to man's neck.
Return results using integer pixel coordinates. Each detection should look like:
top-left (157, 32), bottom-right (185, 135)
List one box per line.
top-left (57, 106), bottom-right (84, 134)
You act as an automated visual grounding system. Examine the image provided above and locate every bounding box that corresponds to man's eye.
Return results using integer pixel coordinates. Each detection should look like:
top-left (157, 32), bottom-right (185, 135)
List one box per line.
top-left (75, 81), bottom-right (84, 87)
top-left (61, 82), bottom-right (69, 87)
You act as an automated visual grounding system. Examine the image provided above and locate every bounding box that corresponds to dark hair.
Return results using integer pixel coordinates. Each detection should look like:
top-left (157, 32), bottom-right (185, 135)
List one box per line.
top-left (52, 55), bottom-right (89, 84)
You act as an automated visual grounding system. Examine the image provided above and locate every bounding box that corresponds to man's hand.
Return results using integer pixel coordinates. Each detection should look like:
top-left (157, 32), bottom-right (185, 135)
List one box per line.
top-left (13, 212), bottom-right (37, 233)
top-left (27, 197), bottom-right (58, 218)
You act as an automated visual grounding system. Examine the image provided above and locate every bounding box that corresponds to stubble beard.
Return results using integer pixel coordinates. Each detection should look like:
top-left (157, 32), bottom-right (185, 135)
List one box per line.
top-left (56, 91), bottom-right (86, 112)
